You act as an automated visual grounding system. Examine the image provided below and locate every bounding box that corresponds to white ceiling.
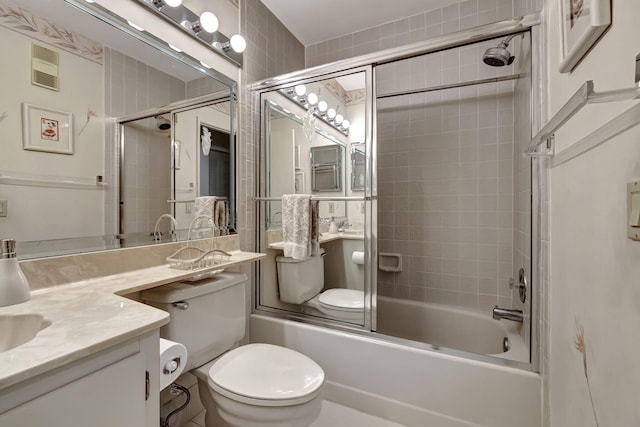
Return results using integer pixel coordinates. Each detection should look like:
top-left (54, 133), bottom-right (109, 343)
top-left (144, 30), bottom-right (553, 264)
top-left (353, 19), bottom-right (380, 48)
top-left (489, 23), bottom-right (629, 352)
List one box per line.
top-left (260, 0), bottom-right (463, 46)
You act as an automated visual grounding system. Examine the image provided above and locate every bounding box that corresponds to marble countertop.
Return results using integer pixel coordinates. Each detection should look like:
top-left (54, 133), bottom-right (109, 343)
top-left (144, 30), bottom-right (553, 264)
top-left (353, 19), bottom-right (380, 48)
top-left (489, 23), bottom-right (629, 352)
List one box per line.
top-left (267, 231), bottom-right (364, 250)
top-left (0, 250), bottom-right (265, 390)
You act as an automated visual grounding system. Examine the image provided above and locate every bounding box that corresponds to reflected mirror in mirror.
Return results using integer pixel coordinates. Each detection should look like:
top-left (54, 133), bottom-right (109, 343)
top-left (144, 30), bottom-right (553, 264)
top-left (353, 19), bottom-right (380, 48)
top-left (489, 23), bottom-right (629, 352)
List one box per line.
top-left (259, 70), bottom-right (367, 326)
top-left (350, 143), bottom-right (365, 191)
top-left (0, 0), bottom-right (237, 259)
top-left (120, 99), bottom-right (235, 246)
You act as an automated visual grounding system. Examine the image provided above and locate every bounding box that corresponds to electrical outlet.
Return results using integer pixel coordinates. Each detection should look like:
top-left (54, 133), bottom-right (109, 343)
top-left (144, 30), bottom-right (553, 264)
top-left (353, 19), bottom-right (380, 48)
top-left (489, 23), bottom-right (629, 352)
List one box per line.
top-left (328, 202), bottom-right (335, 214)
top-left (0, 199), bottom-right (6, 217)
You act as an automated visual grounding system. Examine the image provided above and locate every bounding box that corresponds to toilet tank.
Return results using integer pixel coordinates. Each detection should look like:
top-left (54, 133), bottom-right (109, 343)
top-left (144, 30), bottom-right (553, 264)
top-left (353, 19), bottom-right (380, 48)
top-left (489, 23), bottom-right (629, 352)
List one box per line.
top-left (141, 272), bottom-right (247, 371)
top-left (276, 251), bottom-right (324, 304)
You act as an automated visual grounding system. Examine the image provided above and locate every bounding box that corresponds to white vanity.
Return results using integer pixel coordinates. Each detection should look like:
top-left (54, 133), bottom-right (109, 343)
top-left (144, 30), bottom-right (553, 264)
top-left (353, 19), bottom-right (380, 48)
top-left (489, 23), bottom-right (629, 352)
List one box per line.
top-left (0, 241), bottom-right (264, 427)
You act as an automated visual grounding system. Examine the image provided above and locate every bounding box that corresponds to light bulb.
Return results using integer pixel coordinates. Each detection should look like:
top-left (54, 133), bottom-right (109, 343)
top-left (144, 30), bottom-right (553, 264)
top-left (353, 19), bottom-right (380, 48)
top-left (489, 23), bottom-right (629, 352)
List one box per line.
top-left (318, 101), bottom-right (328, 112)
top-left (199, 11), bottom-right (219, 33)
top-left (307, 92), bottom-right (318, 105)
top-left (342, 120), bottom-right (350, 130)
top-left (164, 0), bottom-right (182, 6)
top-left (229, 35), bottom-right (246, 53)
top-left (294, 85), bottom-right (306, 97)
top-left (335, 114), bottom-right (343, 125)
top-left (327, 108), bottom-right (336, 119)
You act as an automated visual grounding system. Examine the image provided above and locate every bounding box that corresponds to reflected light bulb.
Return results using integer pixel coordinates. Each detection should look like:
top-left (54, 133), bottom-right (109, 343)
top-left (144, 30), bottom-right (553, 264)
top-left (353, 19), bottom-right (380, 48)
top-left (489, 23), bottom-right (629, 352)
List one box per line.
top-left (164, 0), bottom-right (182, 6)
top-left (307, 92), bottom-right (318, 105)
top-left (342, 119), bottom-right (350, 130)
top-left (230, 34), bottom-right (246, 53)
top-left (318, 100), bottom-right (328, 112)
top-left (327, 108), bottom-right (336, 119)
top-left (294, 85), bottom-right (306, 97)
top-left (127, 21), bottom-right (144, 31)
top-left (199, 11), bottom-right (219, 33)
top-left (335, 114), bottom-right (344, 125)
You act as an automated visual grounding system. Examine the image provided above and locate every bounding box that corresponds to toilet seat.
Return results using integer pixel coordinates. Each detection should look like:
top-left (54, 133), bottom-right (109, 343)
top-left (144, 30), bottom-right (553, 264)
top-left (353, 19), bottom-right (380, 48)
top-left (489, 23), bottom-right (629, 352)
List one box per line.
top-left (208, 343), bottom-right (325, 407)
top-left (318, 289), bottom-right (364, 313)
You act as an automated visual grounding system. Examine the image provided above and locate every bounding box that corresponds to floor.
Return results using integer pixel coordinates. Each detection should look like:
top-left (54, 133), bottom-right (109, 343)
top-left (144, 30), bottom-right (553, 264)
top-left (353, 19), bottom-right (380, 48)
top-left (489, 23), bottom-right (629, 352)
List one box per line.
top-left (183, 400), bottom-right (405, 427)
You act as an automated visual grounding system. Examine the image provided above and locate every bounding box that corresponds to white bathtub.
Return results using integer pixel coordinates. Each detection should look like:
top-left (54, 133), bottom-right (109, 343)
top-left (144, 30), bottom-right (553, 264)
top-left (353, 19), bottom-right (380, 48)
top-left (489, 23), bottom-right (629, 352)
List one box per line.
top-left (376, 296), bottom-right (528, 362)
top-left (250, 314), bottom-right (540, 427)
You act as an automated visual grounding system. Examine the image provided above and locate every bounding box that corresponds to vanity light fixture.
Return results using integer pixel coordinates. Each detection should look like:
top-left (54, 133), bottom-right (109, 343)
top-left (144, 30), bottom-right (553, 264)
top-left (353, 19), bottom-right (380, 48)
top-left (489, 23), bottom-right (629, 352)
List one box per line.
top-left (138, 0), bottom-right (245, 66)
top-left (279, 88), bottom-right (350, 136)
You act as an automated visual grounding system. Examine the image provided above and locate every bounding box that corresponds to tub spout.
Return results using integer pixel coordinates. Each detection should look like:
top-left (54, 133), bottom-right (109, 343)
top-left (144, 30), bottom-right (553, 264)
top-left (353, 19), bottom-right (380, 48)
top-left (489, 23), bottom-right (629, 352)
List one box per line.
top-left (492, 305), bottom-right (524, 323)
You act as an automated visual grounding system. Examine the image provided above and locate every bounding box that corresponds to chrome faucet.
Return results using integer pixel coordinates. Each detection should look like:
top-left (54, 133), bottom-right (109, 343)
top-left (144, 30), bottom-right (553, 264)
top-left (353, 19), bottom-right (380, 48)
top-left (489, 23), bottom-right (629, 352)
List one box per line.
top-left (154, 214), bottom-right (177, 242)
top-left (492, 305), bottom-right (524, 323)
top-left (338, 219), bottom-right (352, 232)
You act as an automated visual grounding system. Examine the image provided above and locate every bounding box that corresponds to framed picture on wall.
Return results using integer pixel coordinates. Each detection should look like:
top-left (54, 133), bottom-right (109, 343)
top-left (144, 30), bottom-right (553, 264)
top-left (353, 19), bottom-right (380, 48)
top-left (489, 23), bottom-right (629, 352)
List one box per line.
top-left (559, 0), bottom-right (611, 73)
top-left (22, 103), bottom-right (73, 154)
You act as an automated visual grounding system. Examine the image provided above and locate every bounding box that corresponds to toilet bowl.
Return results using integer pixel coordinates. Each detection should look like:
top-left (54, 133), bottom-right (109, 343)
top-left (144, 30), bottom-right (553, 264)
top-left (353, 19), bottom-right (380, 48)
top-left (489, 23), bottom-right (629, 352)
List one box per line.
top-left (304, 288), bottom-right (364, 322)
top-left (141, 273), bottom-right (325, 427)
top-left (194, 343), bottom-right (324, 427)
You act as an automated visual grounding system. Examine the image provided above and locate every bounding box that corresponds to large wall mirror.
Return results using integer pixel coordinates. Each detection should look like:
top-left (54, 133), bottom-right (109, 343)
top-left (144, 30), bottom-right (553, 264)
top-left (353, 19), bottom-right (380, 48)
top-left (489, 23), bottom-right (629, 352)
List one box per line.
top-left (0, 0), bottom-right (237, 259)
top-left (258, 69), bottom-right (369, 326)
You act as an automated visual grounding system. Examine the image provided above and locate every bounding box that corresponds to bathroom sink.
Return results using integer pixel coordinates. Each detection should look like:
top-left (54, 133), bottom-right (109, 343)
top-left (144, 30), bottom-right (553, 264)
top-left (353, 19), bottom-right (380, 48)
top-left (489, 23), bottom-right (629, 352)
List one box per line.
top-left (0, 313), bottom-right (50, 352)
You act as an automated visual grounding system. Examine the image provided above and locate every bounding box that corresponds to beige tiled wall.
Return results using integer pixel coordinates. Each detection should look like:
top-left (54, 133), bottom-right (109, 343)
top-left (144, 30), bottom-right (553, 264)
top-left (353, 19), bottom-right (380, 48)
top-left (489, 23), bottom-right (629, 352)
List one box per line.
top-left (104, 47), bottom-right (187, 235)
top-left (238, 0), bottom-right (305, 253)
top-left (375, 37), bottom-right (524, 313)
top-left (305, 0), bottom-right (542, 68)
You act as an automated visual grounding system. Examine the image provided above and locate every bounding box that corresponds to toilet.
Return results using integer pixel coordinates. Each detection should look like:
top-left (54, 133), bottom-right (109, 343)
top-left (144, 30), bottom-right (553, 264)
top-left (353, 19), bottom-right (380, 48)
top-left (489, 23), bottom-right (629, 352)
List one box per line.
top-left (276, 250), bottom-right (364, 322)
top-left (141, 272), bottom-right (324, 427)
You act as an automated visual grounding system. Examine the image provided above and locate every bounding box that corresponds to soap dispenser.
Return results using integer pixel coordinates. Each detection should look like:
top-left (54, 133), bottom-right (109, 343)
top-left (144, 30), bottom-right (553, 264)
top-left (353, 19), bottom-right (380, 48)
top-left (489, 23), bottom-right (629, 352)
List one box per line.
top-left (328, 217), bottom-right (338, 234)
top-left (0, 239), bottom-right (31, 307)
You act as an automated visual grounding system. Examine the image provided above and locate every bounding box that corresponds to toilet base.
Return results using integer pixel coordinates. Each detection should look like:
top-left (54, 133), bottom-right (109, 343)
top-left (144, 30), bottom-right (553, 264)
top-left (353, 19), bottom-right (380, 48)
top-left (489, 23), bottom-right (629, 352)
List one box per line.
top-left (197, 377), bottom-right (323, 427)
top-left (197, 378), bottom-right (228, 427)
top-left (212, 387), bottom-right (323, 427)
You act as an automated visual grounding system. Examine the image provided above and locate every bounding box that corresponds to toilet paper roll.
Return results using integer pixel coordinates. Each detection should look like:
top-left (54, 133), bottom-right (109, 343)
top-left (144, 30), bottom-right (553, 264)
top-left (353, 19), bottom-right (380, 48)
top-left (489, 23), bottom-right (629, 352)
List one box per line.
top-left (351, 251), bottom-right (365, 265)
top-left (159, 338), bottom-right (188, 391)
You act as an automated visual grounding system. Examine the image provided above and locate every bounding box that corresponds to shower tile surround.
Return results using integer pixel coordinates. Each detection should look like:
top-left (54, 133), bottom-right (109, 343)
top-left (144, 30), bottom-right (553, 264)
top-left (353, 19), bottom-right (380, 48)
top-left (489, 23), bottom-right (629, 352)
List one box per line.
top-left (305, 0), bottom-right (542, 68)
top-left (375, 39), bottom-right (521, 314)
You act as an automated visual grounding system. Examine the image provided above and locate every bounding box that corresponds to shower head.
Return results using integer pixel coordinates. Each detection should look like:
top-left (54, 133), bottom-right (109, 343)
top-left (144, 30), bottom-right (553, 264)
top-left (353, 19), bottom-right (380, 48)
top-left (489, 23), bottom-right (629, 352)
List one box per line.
top-left (483, 36), bottom-right (516, 67)
top-left (156, 115), bottom-right (171, 131)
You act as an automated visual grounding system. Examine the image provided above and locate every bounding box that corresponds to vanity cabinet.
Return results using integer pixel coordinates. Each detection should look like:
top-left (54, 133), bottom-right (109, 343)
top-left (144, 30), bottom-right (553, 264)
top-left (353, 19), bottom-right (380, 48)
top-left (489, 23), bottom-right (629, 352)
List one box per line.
top-left (0, 331), bottom-right (159, 427)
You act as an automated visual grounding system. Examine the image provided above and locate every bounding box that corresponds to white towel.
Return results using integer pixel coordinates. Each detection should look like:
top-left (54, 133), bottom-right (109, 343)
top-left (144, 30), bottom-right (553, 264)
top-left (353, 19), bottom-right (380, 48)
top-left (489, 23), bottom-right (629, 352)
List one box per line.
top-left (282, 194), bottom-right (313, 260)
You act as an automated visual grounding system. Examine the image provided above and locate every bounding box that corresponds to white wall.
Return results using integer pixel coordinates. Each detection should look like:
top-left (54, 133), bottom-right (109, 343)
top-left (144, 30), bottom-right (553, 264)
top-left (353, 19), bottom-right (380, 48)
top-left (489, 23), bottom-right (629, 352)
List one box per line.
top-left (544, 1), bottom-right (640, 426)
top-left (0, 25), bottom-right (104, 241)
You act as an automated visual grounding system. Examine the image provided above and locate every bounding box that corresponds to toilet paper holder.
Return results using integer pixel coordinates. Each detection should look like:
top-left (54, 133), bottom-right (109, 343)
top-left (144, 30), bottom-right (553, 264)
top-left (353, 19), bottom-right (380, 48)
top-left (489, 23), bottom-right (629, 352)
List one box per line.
top-left (163, 356), bottom-right (182, 375)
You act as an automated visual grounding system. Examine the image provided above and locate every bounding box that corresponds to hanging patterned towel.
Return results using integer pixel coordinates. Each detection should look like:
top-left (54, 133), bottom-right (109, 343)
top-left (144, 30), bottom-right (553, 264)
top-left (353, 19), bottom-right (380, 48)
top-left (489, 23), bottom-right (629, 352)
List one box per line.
top-left (282, 194), bottom-right (313, 260)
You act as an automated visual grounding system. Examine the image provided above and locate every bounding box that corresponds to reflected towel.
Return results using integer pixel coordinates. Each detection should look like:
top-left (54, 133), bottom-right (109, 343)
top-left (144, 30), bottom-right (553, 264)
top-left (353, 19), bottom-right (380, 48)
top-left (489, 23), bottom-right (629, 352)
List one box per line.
top-left (217, 200), bottom-right (229, 236)
top-left (309, 199), bottom-right (319, 256)
top-left (282, 194), bottom-right (313, 260)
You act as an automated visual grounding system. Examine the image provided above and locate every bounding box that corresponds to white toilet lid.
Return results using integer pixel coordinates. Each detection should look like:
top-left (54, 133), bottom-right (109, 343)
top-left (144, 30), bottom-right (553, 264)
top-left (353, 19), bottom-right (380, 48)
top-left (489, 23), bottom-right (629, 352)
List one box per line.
top-left (318, 289), bottom-right (364, 311)
top-left (208, 343), bottom-right (325, 404)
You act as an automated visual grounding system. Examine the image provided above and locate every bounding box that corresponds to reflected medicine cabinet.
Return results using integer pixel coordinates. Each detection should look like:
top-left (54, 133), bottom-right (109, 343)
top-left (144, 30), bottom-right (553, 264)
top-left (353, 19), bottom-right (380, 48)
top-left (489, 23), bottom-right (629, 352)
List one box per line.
top-left (350, 143), bottom-right (365, 191)
top-left (311, 145), bottom-right (342, 192)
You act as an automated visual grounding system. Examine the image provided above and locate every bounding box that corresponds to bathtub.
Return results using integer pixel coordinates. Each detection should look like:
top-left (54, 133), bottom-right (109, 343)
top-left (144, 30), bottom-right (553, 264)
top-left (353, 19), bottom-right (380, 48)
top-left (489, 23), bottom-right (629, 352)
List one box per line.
top-left (376, 296), bottom-right (529, 363)
top-left (250, 314), bottom-right (540, 427)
